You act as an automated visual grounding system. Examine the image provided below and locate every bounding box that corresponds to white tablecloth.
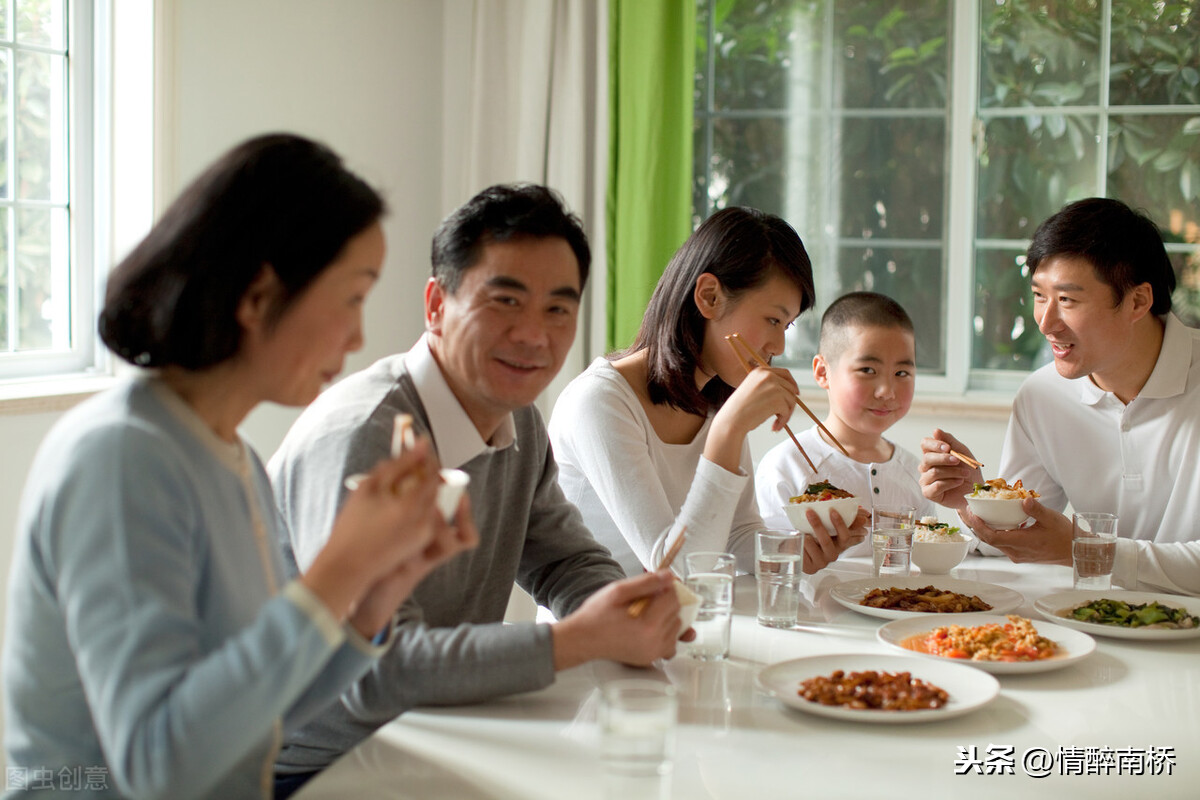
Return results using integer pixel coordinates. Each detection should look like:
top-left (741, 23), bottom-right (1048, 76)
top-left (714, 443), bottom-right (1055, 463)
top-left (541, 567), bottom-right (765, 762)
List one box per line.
top-left (297, 555), bottom-right (1200, 799)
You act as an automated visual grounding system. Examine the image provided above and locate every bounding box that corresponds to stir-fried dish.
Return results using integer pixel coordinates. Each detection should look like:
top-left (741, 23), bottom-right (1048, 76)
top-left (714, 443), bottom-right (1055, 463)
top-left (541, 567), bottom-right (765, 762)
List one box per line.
top-left (917, 615), bottom-right (1057, 662)
top-left (1065, 598), bottom-right (1199, 629)
top-left (969, 478), bottom-right (1040, 500)
top-left (797, 670), bottom-right (949, 711)
top-left (862, 586), bottom-right (992, 613)
top-left (789, 480), bottom-right (854, 503)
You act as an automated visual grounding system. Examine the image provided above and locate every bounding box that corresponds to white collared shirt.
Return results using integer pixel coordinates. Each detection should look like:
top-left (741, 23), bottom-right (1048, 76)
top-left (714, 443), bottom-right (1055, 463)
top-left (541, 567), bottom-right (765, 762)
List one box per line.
top-left (999, 314), bottom-right (1200, 593)
top-left (403, 334), bottom-right (517, 468)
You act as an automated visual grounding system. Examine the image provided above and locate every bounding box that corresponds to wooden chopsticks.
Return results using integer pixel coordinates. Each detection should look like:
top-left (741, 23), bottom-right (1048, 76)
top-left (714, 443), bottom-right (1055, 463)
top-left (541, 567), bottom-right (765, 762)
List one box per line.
top-left (950, 450), bottom-right (984, 469)
top-left (627, 527), bottom-right (688, 618)
top-left (723, 333), bottom-right (847, 474)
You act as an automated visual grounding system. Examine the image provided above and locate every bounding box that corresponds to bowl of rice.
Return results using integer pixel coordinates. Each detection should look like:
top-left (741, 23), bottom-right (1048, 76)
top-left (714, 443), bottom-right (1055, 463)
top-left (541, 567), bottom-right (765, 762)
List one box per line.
top-left (964, 479), bottom-right (1039, 529)
top-left (783, 481), bottom-right (861, 535)
top-left (911, 517), bottom-right (972, 574)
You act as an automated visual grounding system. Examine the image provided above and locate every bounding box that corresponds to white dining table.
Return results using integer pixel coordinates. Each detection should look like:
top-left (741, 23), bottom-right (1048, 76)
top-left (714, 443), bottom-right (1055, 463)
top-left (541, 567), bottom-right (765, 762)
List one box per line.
top-left (296, 555), bottom-right (1200, 800)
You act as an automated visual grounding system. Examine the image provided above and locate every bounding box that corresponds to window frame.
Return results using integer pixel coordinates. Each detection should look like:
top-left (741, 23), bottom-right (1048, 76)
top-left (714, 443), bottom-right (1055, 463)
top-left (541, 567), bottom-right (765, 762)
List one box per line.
top-left (0, 0), bottom-right (112, 390)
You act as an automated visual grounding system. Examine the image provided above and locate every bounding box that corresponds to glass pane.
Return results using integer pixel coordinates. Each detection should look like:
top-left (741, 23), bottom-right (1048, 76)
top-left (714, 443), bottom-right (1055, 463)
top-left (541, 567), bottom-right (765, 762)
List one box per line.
top-left (979, 0), bottom-right (1102, 109)
top-left (839, 117), bottom-right (945, 239)
top-left (0, 0), bottom-right (9, 42)
top-left (0, 49), bottom-right (8, 200)
top-left (15, 48), bottom-right (66, 202)
top-left (1173, 250), bottom-right (1200, 328)
top-left (835, 245), bottom-right (945, 372)
top-left (972, 247), bottom-right (1046, 371)
top-left (708, 115), bottom-right (788, 213)
top-left (1107, 114), bottom-right (1200, 231)
top-left (712, 0), bottom-right (821, 111)
top-left (15, 205), bottom-right (67, 351)
top-left (1109, 1), bottom-right (1200, 107)
top-left (692, 117), bottom-right (709, 224)
top-left (975, 115), bottom-right (1100, 240)
top-left (834, 0), bottom-right (950, 109)
top-left (16, 0), bottom-right (65, 50)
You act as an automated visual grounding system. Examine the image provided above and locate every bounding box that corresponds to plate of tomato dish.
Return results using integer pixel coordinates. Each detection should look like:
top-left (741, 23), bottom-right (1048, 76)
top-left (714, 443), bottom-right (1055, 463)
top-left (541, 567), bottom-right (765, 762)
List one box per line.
top-left (875, 614), bottom-right (1095, 674)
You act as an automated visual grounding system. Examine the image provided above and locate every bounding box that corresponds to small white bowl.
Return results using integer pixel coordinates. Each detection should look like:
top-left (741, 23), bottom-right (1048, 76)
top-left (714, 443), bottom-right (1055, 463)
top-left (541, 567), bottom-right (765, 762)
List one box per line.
top-left (965, 495), bottom-right (1029, 529)
top-left (436, 468), bottom-right (470, 521)
top-left (782, 496), bottom-right (861, 535)
top-left (911, 538), bottom-right (972, 574)
top-left (675, 581), bottom-right (700, 637)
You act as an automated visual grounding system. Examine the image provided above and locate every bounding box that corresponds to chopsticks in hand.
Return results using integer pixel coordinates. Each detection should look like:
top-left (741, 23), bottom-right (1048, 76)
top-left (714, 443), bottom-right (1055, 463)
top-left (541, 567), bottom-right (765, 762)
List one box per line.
top-left (627, 528), bottom-right (688, 618)
top-left (950, 450), bottom-right (984, 469)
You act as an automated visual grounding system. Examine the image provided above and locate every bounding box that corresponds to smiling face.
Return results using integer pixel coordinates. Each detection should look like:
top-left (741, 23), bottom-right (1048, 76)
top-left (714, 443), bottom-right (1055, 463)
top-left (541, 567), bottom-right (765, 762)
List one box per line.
top-left (815, 323), bottom-right (915, 441)
top-left (247, 221), bottom-right (384, 407)
top-left (698, 271), bottom-right (806, 387)
top-left (1030, 254), bottom-right (1154, 390)
top-left (426, 235), bottom-right (581, 439)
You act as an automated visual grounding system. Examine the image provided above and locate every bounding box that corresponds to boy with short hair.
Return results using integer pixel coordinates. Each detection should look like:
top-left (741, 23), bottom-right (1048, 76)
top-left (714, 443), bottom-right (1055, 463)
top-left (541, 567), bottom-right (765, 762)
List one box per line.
top-left (755, 291), bottom-right (938, 530)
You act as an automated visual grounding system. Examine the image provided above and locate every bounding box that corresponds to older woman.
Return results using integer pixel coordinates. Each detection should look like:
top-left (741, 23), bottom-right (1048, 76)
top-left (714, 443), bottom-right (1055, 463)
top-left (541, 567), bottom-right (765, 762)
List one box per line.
top-left (1, 134), bottom-right (476, 800)
top-left (549, 207), bottom-right (867, 577)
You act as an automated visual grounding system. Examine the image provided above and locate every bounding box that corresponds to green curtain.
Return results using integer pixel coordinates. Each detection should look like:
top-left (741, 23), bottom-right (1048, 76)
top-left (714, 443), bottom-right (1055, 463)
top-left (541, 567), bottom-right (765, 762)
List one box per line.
top-left (607, 0), bottom-right (696, 352)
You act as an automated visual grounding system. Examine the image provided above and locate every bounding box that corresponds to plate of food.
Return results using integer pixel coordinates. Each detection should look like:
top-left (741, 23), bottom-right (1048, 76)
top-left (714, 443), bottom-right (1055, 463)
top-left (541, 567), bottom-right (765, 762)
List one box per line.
top-left (876, 613), bottom-right (1095, 674)
top-left (756, 653), bottom-right (999, 723)
top-left (1033, 590), bottom-right (1200, 641)
top-left (830, 576), bottom-right (1024, 620)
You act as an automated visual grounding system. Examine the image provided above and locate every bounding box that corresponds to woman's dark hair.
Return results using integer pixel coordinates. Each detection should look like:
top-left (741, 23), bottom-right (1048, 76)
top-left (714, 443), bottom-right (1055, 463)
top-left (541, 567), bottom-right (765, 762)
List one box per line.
top-left (431, 183), bottom-right (590, 293)
top-left (99, 133), bottom-right (385, 369)
top-left (628, 206), bottom-right (816, 415)
top-left (1027, 197), bottom-right (1175, 315)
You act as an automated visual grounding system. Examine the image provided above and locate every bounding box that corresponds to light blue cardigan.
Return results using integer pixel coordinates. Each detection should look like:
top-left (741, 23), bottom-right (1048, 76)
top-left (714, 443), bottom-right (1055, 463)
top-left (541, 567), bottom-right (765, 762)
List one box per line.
top-left (2, 377), bottom-right (382, 799)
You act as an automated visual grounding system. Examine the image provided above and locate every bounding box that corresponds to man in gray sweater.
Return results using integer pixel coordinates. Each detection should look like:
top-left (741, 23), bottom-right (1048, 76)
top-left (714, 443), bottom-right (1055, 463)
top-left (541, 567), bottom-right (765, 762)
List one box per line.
top-left (268, 184), bottom-right (684, 787)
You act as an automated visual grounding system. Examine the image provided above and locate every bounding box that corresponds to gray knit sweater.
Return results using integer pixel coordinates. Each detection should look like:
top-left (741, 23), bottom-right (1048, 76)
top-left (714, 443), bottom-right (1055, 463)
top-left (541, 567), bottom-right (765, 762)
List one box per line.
top-left (267, 351), bottom-right (623, 773)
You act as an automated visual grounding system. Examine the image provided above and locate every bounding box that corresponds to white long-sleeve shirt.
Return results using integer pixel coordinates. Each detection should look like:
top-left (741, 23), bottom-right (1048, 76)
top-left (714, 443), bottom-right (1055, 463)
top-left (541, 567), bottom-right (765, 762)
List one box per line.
top-left (548, 358), bottom-right (764, 576)
top-left (999, 313), bottom-right (1200, 595)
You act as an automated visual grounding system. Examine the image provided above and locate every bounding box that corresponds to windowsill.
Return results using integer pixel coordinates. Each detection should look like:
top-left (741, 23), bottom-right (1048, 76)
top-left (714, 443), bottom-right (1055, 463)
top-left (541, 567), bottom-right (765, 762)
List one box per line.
top-left (0, 373), bottom-right (120, 415)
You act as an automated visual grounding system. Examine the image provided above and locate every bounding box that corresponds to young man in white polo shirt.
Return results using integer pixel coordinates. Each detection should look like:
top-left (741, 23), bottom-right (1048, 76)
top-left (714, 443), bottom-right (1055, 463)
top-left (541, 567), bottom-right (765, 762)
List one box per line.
top-left (919, 197), bottom-right (1200, 595)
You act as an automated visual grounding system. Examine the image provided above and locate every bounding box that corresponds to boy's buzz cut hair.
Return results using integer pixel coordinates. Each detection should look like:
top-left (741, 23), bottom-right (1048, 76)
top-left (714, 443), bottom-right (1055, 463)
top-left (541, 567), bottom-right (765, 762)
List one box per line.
top-left (818, 291), bottom-right (915, 364)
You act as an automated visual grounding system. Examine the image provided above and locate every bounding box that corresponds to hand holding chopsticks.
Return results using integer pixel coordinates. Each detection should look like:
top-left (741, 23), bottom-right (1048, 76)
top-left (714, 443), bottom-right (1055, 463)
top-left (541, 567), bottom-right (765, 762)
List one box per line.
top-left (627, 527), bottom-right (687, 618)
top-left (724, 333), bottom-right (850, 473)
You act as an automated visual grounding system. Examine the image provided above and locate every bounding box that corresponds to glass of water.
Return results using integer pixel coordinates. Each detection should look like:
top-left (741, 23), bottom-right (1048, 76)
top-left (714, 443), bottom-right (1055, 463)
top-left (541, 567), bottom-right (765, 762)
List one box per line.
top-left (1072, 512), bottom-right (1118, 590)
top-left (871, 505), bottom-right (915, 578)
top-left (683, 554), bottom-right (734, 660)
top-left (599, 680), bottom-right (677, 777)
top-left (755, 529), bottom-right (803, 628)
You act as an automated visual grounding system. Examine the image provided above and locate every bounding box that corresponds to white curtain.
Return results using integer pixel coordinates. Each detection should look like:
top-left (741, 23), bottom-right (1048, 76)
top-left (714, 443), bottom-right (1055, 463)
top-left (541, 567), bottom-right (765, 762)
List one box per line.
top-left (443, 0), bottom-right (608, 418)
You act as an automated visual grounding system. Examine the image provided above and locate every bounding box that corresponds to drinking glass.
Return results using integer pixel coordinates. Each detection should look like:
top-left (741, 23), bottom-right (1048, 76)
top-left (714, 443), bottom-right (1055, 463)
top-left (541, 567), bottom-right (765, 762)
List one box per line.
top-left (1072, 512), bottom-right (1118, 590)
top-left (871, 505), bottom-right (915, 578)
top-left (599, 680), bottom-right (677, 777)
top-left (755, 529), bottom-right (803, 628)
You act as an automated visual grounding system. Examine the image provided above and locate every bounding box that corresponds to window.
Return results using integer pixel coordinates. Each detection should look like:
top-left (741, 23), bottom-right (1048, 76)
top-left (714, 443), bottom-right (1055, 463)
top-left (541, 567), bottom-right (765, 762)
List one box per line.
top-left (0, 0), bottom-right (100, 382)
top-left (694, 0), bottom-right (1200, 394)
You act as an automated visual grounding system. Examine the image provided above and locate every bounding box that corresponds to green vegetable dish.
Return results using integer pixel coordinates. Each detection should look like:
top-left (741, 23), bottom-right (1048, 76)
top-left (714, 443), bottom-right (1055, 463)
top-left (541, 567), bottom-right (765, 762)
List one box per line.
top-left (1066, 598), bottom-right (1200, 630)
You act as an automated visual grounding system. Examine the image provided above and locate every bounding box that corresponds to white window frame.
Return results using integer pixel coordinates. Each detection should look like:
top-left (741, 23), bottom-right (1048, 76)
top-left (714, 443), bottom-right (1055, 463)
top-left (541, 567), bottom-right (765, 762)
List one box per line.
top-left (0, 0), bottom-right (154, 411)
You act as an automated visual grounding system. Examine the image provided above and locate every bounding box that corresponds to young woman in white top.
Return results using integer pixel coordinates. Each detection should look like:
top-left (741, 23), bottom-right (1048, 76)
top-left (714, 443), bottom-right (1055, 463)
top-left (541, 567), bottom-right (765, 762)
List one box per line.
top-left (549, 207), bottom-right (867, 576)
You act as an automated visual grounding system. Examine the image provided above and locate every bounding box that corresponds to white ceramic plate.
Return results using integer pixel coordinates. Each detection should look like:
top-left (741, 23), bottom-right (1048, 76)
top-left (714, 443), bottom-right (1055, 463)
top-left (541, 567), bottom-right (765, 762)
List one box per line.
top-left (756, 653), bottom-right (999, 723)
top-left (1033, 590), bottom-right (1200, 641)
top-left (875, 613), bottom-right (1096, 674)
top-left (830, 576), bottom-right (1024, 620)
